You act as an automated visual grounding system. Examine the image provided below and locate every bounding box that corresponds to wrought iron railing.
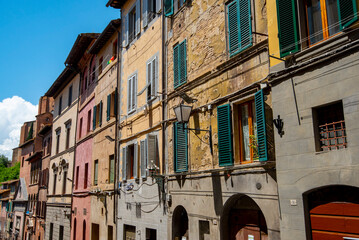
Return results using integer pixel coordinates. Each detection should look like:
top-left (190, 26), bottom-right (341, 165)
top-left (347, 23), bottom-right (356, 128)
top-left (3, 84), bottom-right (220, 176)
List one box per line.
top-left (319, 120), bottom-right (347, 150)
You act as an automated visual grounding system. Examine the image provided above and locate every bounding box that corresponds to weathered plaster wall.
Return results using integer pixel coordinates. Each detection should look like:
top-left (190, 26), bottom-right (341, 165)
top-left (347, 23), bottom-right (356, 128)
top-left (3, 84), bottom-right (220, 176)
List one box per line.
top-left (71, 197), bottom-right (91, 240)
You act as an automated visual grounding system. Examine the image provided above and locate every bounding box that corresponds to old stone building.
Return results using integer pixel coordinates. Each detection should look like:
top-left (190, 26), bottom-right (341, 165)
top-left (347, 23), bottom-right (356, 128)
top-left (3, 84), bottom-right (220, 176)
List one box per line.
top-left (267, 0), bottom-right (359, 239)
top-left (0, 179), bottom-right (19, 239)
top-left (107, 0), bottom-right (167, 238)
top-left (163, 0), bottom-right (280, 239)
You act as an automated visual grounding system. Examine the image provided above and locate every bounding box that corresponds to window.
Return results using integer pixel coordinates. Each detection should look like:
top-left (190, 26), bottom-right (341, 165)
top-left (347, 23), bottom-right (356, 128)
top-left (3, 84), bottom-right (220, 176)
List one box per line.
top-left (94, 160), bottom-right (99, 186)
top-left (87, 110), bottom-right (91, 133)
top-left (62, 170), bottom-right (67, 195)
top-left (91, 62), bottom-right (96, 83)
top-left (143, 0), bottom-right (158, 26)
top-left (84, 163), bottom-right (88, 189)
top-left (109, 155), bottom-right (115, 183)
top-left (313, 101), bottom-right (347, 151)
top-left (140, 134), bottom-right (158, 178)
top-left (73, 218), bottom-right (77, 240)
top-left (164, 0), bottom-right (184, 16)
top-left (113, 40), bottom-right (118, 60)
top-left (173, 40), bottom-right (187, 88)
top-left (53, 172), bottom-right (57, 195)
top-left (122, 143), bottom-right (138, 180)
top-left (58, 96), bottom-right (62, 115)
top-left (174, 122), bottom-right (188, 172)
top-left (147, 56), bottom-right (158, 102)
top-left (128, 74), bottom-right (137, 113)
top-left (108, 225), bottom-right (114, 240)
top-left (68, 85), bottom-right (73, 107)
top-left (107, 91), bottom-right (117, 121)
top-left (129, 7), bottom-right (137, 43)
top-left (59, 225), bottom-right (64, 240)
top-left (226, 0), bottom-right (252, 56)
top-left (146, 228), bottom-right (157, 240)
top-left (83, 221), bottom-right (86, 240)
top-left (79, 118), bottom-right (83, 139)
top-left (93, 102), bottom-right (103, 129)
top-left (65, 122), bottom-right (71, 150)
top-left (56, 129), bottom-right (61, 154)
top-left (49, 223), bottom-right (53, 240)
top-left (276, 0), bottom-right (358, 57)
top-left (75, 166), bottom-right (79, 190)
top-left (99, 57), bottom-right (103, 75)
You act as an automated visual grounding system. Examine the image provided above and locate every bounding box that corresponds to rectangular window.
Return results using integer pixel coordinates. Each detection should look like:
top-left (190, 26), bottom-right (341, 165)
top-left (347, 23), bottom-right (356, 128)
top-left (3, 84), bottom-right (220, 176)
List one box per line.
top-left (122, 143), bottom-right (138, 180)
top-left (129, 8), bottom-right (137, 43)
top-left (99, 56), bottom-right (103, 74)
top-left (53, 173), bottom-right (57, 195)
top-left (173, 40), bottom-right (187, 88)
top-left (65, 122), bottom-right (71, 150)
top-left (109, 155), bottom-right (115, 183)
top-left (84, 163), bottom-right (88, 189)
top-left (62, 171), bottom-right (67, 195)
top-left (58, 96), bottom-right (62, 115)
top-left (94, 160), bottom-right (99, 186)
top-left (174, 122), bottom-right (188, 172)
top-left (128, 74), bottom-right (137, 113)
top-left (49, 223), bottom-right (53, 240)
top-left (79, 118), bottom-right (83, 139)
top-left (113, 40), bottom-right (118, 60)
top-left (56, 129), bottom-right (61, 154)
top-left (146, 228), bottom-right (157, 240)
top-left (59, 225), bottom-right (64, 240)
top-left (87, 110), bottom-right (91, 133)
top-left (108, 225), bottom-right (114, 240)
top-left (68, 85), bottom-right (73, 107)
top-left (124, 225), bottom-right (136, 240)
top-left (226, 0), bottom-right (252, 56)
top-left (313, 101), bottom-right (347, 151)
top-left (147, 56), bottom-right (158, 102)
top-left (75, 166), bottom-right (79, 190)
top-left (107, 91), bottom-right (117, 121)
top-left (147, 0), bottom-right (157, 23)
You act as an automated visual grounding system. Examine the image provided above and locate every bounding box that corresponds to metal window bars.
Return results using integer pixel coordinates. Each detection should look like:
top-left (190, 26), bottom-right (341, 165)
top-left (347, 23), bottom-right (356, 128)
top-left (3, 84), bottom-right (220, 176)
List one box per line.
top-left (319, 120), bottom-right (347, 151)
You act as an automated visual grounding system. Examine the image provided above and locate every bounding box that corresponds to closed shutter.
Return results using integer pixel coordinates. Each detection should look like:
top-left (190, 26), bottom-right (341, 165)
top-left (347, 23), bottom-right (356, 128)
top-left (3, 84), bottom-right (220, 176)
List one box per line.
top-left (107, 94), bottom-right (111, 121)
top-left (109, 155), bottom-right (115, 183)
top-left (143, 0), bottom-right (148, 28)
top-left (255, 90), bottom-right (268, 162)
top-left (136, 0), bottom-right (141, 35)
top-left (338, 0), bottom-right (358, 29)
top-left (99, 101), bottom-right (103, 127)
top-left (147, 60), bottom-right (152, 100)
top-left (140, 140), bottom-right (147, 178)
top-left (174, 122), bottom-right (188, 172)
top-left (147, 134), bottom-right (158, 170)
top-left (217, 104), bottom-right (233, 166)
top-left (124, 14), bottom-right (129, 47)
top-left (179, 40), bottom-right (187, 86)
top-left (156, 0), bottom-right (162, 13)
top-left (164, 0), bottom-right (173, 16)
top-left (94, 160), bottom-right (99, 185)
top-left (154, 56), bottom-right (158, 96)
top-left (227, 1), bottom-right (239, 55)
top-left (122, 147), bottom-right (127, 180)
top-left (132, 75), bottom-right (136, 111)
top-left (239, 0), bottom-right (252, 50)
top-left (173, 44), bottom-right (179, 88)
top-left (133, 143), bottom-right (138, 179)
top-left (114, 90), bottom-right (118, 116)
top-left (276, 0), bottom-right (300, 57)
top-left (93, 106), bottom-right (97, 130)
top-left (128, 77), bottom-right (132, 112)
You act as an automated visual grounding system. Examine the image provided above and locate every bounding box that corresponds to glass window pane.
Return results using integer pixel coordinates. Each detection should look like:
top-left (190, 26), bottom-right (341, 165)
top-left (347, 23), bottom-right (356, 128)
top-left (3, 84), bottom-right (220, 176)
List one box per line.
top-left (326, 0), bottom-right (340, 36)
top-left (241, 104), bottom-right (250, 161)
top-left (307, 0), bottom-right (324, 44)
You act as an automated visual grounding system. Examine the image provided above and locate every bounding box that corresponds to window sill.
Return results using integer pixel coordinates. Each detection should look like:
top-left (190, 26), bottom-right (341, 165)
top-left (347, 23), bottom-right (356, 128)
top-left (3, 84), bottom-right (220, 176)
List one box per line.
top-left (314, 147), bottom-right (347, 155)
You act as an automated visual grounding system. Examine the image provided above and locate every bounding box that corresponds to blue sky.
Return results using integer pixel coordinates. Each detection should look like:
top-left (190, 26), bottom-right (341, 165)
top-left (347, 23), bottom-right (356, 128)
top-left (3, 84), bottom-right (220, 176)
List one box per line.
top-left (0, 1), bottom-right (120, 158)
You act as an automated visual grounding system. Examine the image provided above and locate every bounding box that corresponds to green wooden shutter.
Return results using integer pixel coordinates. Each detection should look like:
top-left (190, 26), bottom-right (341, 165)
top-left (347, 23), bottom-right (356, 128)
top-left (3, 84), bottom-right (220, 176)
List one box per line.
top-left (107, 94), bottom-right (111, 121)
top-left (255, 90), bottom-right (268, 162)
top-left (110, 155), bottom-right (115, 183)
top-left (227, 0), bottom-right (240, 55)
top-left (164, 0), bottom-right (173, 16)
top-left (217, 104), bottom-right (233, 166)
top-left (114, 90), bottom-right (118, 116)
top-left (239, 0), bottom-right (252, 51)
top-left (174, 122), bottom-right (188, 172)
top-left (338, 0), bottom-right (358, 29)
top-left (93, 105), bottom-right (97, 130)
top-left (276, 0), bottom-right (300, 57)
top-left (179, 40), bottom-right (187, 86)
top-left (122, 147), bottom-right (127, 181)
top-left (99, 101), bottom-right (103, 127)
top-left (173, 44), bottom-right (180, 88)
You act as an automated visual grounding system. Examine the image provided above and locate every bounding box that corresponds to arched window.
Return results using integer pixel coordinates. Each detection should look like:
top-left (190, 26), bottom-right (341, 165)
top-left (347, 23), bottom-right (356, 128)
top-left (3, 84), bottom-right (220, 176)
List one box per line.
top-left (83, 220), bottom-right (86, 240)
top-left (73, 218), bottom-right (77, 240)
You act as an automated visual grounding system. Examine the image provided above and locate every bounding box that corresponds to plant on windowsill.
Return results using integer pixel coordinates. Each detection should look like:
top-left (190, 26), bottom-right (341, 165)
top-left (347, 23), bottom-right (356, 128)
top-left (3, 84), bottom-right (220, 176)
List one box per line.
top-left (249, 134), bottom-right (259, 161)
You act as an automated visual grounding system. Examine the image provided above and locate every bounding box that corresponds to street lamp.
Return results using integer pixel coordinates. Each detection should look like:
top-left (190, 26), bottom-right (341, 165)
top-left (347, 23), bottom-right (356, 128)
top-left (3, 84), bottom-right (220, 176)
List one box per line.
top-left (173, 103), bottom-right (213, 155)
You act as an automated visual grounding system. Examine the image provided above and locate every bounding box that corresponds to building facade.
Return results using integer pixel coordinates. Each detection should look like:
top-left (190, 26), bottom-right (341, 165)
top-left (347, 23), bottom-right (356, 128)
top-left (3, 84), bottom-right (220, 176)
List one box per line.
top-left (0, 179), bottom-right (19, 240)
top-left (267, 0), bottom-right (359, 239)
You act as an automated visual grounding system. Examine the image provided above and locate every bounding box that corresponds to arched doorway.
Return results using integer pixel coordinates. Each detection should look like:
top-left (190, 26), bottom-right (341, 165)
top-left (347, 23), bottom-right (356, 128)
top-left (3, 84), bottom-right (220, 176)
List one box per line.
top-left (304, 185), bottom-right (359, 240)
top-left (172, 205), bottom-right (189, 240)
top-left (221, 194), bottom-right (268, 240)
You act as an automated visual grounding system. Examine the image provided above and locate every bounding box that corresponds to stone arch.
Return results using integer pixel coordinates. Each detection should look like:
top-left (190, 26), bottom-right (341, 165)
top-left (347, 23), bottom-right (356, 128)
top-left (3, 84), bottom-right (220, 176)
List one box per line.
top-left (172, 205), bottom-right (189, 240)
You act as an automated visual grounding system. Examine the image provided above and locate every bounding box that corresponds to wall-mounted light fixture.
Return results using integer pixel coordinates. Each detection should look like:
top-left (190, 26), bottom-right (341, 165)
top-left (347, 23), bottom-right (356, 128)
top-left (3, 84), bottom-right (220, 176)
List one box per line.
top-left (173, 102), bottom-right (213, 155)
top-left (273, 115), bottom-right (284, 138)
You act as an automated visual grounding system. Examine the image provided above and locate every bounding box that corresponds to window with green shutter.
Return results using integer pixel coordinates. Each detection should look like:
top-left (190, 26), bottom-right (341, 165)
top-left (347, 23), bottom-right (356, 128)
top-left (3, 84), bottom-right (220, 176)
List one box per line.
top-left (93, 106), bottom-right (97, 130)
top-left (107, 94), bottom-right (111, 121)
top-left (254, 90), bottom-right (267, 162)
top-left (173, 40), bottom-right (187, 89)
top-left (217, 104), bottom-right (234, 166)
top-left (174, 122), bottom-right (188, 172)
top-left (227, 0), bottom-right (252, 56)
top-left (164, 0), bottom-right (173, 16)
top-left (109, 155), bottom-right (115, 183)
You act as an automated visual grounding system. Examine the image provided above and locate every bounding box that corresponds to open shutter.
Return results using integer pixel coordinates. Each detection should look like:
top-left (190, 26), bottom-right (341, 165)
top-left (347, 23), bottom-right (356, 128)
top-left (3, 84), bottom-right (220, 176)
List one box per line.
top-left (164, 0), bottom-right (173, 16)
top-left (136, 0), bottom-right (141, 35)
top-left (107, 94), bottom-right (111, 121)
top-left (140, 140), bottom-right (147, 178)
top-left (114, 90), bottom-right (118, 116)
top-left (124, 14), bottom-right (129, 47)
top-left (133, 143), bottom-right (138, 179)
top-left (179, 40), bottom-right (187, 86)
top-left (338, 0), bottom-right (358, 29)
top-left (239, 0), bottom-right (252, 51)
top-left (128, 77), bottom-right (132, 112)
top-left (99, 101), bottom-right (103, 127)
top-left (132, 75), bottom-right (136, 111)
top-left (143, 0), bottom-right (148, 28)
top-left (255, 90), bottom-right (268, 162)
top-left (156, 0), bottom-right (161, 13)
top-left (152, 57), bottom-right (157, 97)
top-left (227, 0), bottom-right (240, 55)
top-left (174, 122), bottom-right (188, 172)
top-left (147, 134), bottom-right (158, 170)
top-left (122, 147), bottom-right (127, 180)
top-left (173, 45), bottom-right (179, 88)
top-left (217, 104), bottom-right (233, 166)
top-left (93, 105), bottom-right (97, 130)
top-left (276, 0), bottom-right (300, 57)
top-left (110, 155), bottom-right (115, 183)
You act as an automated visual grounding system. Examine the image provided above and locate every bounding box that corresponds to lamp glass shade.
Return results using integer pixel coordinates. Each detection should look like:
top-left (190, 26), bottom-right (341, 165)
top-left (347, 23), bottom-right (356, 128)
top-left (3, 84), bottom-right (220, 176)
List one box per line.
top-left (174, 104), bottom-right (192, 123)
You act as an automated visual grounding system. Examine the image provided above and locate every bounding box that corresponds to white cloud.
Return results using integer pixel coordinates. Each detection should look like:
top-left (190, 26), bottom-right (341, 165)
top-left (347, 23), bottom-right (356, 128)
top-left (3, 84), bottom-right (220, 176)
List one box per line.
top-left (0, 96), bottom-right (38, 159)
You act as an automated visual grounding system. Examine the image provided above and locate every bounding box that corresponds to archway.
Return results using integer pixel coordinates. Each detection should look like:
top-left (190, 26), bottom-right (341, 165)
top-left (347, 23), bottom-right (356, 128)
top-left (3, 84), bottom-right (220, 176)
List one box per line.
top-left (172, 205), bottom-right (189, 240)
top-left (304, 185), bottom-right (359, 240)
top-left (221, 194), bottom-right (268, 240)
